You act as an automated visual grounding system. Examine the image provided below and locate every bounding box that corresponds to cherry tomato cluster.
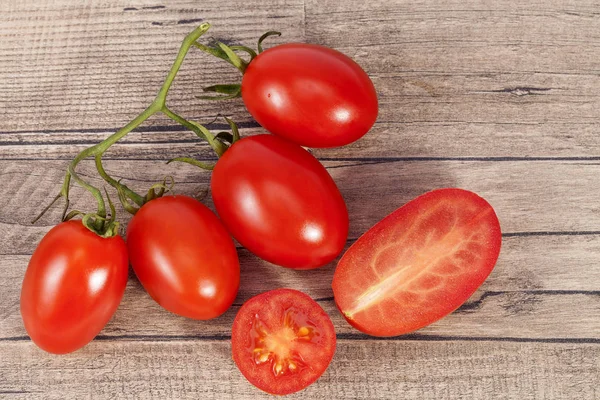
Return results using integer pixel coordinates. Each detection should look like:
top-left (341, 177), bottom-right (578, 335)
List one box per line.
top-left (21, 23), bottom-right (501, 396)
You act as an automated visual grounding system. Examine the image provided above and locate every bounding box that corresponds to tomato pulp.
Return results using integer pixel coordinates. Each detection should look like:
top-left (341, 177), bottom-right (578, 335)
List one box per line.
top-left (20, 221), bottom-right (128, 354)
top-left (126, 195), bottom-right (239, 320)
top-left (332, 188), bottom-right (502, 337)
top-left (231, 289), bottom-right (336, 395)
top-left (211, 134), bottom-right (349, 269)
top-left (242, 44), bottom-right (378, 148)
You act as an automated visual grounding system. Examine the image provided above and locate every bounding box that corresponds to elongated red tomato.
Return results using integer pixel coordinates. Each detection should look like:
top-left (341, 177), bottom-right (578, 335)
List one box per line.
top-left (232, 289), bottom-right (336, 395)
top-left (242, 44), bottom-right (378, 148)
top-left (126, 195), bottom-right (239, 320)
top-left (333, 188), bottom-right (502, 337)
top-left (20, 221), bottom-right (128, 354)
top-left (211, 134), bottom-right (349, 269)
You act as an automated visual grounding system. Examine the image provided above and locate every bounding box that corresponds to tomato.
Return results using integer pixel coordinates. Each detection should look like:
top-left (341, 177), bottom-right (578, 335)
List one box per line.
top-left (126, 195), bottom-right (239, 320)
top-left (20, 221), bottom-right (128, 354)
top-left (231, 289), bottom-right (336, 395)
top-left (211, 134), bottom-right (349, 269)
top-left (332, 188), bottom-right (502, 337)
top-left (241, 44), bottom-right (378, 148)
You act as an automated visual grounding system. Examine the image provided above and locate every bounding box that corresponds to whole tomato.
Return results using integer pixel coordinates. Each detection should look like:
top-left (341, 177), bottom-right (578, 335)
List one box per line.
top-left (20, 221), bottom-right (128, 354)
top-left (126, 195), bottom-right (239, 320)
top-left (211, 134), bottom-right (349, 269)
top-left (241, 43), bottom-right (378, 148)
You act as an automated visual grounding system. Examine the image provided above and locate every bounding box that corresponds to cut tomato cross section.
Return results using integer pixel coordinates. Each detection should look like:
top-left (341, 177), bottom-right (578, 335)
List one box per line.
top-left (333, 188), bottom-right (502, 337)
top-left (231, 289), bottom-right (336, 395)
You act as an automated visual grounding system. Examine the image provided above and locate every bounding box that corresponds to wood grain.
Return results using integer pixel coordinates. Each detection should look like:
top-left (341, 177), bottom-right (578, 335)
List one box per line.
top-left (2, 0), bottom-right (600, 398)
top-left (1, 340), bottom-right (598, 399)
top-left (1, 160), bottom-right (599, 244)
top-left (0, 0), bottom-right (303, 131)
top-left (2, 0), bottom-right (600, 158)
top-left (2, 233), bottom-right (600, 340)
top-left (304, 0), bottom-right (600, 158)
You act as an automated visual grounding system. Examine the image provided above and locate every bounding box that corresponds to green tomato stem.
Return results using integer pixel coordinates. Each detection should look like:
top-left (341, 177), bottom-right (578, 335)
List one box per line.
top-left (39, 23), bottom-right (216, 234)
top-left (95, 154), bottom-right (145, 206)
top-left (162, 107), bottom-right (227, 156)
top-left (257, 31), bottom-right (281, 53)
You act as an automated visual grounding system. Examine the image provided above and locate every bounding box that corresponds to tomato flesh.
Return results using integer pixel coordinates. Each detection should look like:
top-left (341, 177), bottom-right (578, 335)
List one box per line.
top-left (20, 221), bottom-right (128, 354)
top-left (332, 188), bottom-right (502, 337)
top-left (126, 195), bottom-right (239, 320)
top-left (211, 134), bottom-right (349, 269)
top-left (242, 43), bottom-right (378, 148)
top-left (232, 289), bottom-right (336, 395)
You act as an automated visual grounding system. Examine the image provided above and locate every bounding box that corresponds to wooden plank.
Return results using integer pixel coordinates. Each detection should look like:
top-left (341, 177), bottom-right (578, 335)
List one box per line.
top-left (0, 0), bottom-right (303, 131)
top-left (2, 1), bottom-right (600, 399)
top-left (3, 230), bottom-right (600, 340)
top-left (3, 119), bottom-right (600, 161)
top-left (302, 0), bottom-right (600, 158)
top-left (4, 117), bottom-right (600, 161)
top-left (2, 1), bottom-right (600, 158)
top-left (0, 340), bottom-right (598, 399)
top-left (1, 160), bottom-right (599, 246)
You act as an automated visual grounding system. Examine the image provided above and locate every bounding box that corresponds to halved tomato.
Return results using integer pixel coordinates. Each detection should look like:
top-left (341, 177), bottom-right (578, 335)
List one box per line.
top-left (231, 289), bottom-right (336, 395)
top-left (332, 188), bottom-right (502, 337)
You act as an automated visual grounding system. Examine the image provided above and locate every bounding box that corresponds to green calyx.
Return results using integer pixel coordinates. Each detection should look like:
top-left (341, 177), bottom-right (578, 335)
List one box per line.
top-left (32, 23), bottom-right (245, 237)
top-left (194, 29), bottom-right (282, 100)
top-left (71, 188), bottom-right (120, 238)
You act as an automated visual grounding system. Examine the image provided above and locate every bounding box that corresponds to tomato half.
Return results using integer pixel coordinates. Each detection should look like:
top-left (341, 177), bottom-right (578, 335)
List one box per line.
top-left (211, 134), bottom-right (349, 269)
top-left (20, 221), bottom-right (128, 354)
top-left (242, 44), bottom-right (378, 148)
top-left (126, 195), bottom-right (239, 320)
top-left (232, 289), bottom-right (336, 395)
top-left (332, 188), bottom-right (502, 337)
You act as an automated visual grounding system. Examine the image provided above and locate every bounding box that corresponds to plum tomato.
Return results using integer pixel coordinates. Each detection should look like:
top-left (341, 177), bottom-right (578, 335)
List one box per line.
top-left (231, 289), bottom-right (336, 395)
top-left (126, 195), bottom-right (239, 320)
top-left (20, 221), bottom-right (129, 354)
top-left (241, 44), bottom-right (378, 148)
top-left (332, 188), bottom-right (502, 337)
top-left (211, 134), bottom-right (349, 269)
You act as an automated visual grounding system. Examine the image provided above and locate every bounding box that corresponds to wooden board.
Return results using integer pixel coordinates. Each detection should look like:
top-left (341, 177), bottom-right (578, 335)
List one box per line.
top-left (1, 340), bottom-right (599, 399)
top-left (2, 160), bottom-right (600, 239)
top-left (1, 0), bottom-right (599, 398)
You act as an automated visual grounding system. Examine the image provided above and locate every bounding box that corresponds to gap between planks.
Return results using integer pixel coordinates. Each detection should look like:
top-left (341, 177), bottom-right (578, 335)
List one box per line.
top-left (2, 334), bottom-right (599, 345)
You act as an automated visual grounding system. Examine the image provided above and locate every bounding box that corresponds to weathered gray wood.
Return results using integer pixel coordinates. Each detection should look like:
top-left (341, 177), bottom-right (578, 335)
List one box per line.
top-left (303, 0), bottom-right (600, 158)
top-left (1, 340), bottom-right (598, 399)
top-left (0, 0), bottom-right (303, 131)
top-left (4, 118), bottom-right (600, 160)
top-left (3, 231), bottom-right (600, 340)
top-left (2, 0), bottom-right (600, 157)
top-left (1, 160), bottom-right (599, 247)
top-left (2, 0), bottom-right (600, 398)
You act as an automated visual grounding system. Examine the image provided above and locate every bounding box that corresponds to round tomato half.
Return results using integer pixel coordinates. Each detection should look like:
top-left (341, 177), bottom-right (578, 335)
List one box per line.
top-left (332, 188), bottom-right (502, 337)
top-left (126, 195), bottom-right (239, 320)
top-left (20, 221), bottom-right (128, 354)
top-left (231, 289), bottom-right (336, 395)
top-left (211, 134), bottom-right (349, 269)
top-left (242, 43), bottom-right (378, 148)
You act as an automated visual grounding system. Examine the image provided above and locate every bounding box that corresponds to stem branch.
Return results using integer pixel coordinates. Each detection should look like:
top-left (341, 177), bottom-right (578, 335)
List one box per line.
top-left (38, 23), bottom-right (215, 233)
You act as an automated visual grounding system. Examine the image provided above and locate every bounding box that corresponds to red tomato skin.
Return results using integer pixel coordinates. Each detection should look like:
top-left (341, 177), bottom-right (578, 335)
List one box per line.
top-left (126, 195), bottom-right (239, 320)
top-left (20, 221), bottom-right (128, 354)
top-left (241, 43), bottom-right (378, 148)
top-left (231, 289), bottom-right (336, 395)
top-left (332, 188), bottom-right (502, 337)
top-left (211, 134), bottom-right (349, 269)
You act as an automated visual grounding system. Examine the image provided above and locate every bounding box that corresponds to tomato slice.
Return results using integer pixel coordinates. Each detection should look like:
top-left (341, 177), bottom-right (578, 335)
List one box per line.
top-left (231, 289), bottom-right (336, 395)
top-left (332, 188), bottom-right (502, 337)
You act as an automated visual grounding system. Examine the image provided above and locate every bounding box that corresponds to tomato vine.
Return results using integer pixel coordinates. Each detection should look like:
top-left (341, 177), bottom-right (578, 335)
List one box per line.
top-left (32, 23), bottom-right (250, 237)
